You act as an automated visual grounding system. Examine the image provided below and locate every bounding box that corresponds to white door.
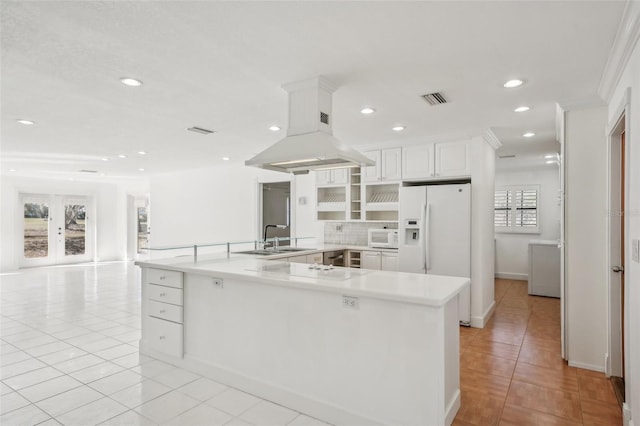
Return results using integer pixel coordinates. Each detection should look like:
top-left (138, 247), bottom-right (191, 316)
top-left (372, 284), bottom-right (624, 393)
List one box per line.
top-left (362, 151), bottom-right (381, 182)
top-left (435, 142), bottom-right (470, 177)
top-left (381, 252), bottom-right (399, 271)
top-left (402, 144), bottom-right (435, 180)
top-left (21, 194), bottom-right (93, 267)
top-left (381, 148), bottom-right (402, 181)
top-left (361, 251), bottom-right (381, 270)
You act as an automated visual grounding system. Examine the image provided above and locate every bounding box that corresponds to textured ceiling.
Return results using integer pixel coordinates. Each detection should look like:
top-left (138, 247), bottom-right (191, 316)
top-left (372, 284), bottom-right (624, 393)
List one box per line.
top-left (0, 1), bottom-right (626, 179)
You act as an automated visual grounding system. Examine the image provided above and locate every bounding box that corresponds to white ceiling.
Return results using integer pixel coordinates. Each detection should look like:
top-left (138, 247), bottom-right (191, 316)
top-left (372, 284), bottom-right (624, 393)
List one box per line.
top-left (0, 1), bottom-right (626, 180)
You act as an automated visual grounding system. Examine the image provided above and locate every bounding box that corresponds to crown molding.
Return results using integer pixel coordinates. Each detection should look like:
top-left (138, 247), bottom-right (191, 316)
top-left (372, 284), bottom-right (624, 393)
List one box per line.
top-left (482, 128), bottom-right (502, 150)
top-left (598, 0), bottom-right (640, 103)
top-left (557, 95), bottom-right (607, 111)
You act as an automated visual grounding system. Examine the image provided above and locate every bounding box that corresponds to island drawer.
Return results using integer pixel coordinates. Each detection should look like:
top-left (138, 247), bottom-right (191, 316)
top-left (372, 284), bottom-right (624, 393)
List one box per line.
top-left (147, 268), bottom-right (183, 288)
top-left (148, 284), bottom-right (183, 306)
top-left (146, 316), bottom-right (183, 358)
top-left (148, 300), bottom-right (183, 324)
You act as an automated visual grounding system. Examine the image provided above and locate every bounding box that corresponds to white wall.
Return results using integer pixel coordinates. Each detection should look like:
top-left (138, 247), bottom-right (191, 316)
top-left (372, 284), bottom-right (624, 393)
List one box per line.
top-left (0, 175), bottom-right (147, 271)
top-left (608, 22), bottom-right (640, 425)
top-left (564, 106), bottom-right (609, 372)
top-left (147, 163), bottom-right (318, 255)
top-left (495, 167), bottom-right (561, 280)
top-left (469, 136), bottom-right (496, 328)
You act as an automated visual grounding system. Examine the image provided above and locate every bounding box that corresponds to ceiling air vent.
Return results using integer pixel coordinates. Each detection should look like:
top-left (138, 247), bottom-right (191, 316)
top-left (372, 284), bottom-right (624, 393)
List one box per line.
top-left (422, 92), bottom-right (447, 106)
top-left (187, 126), bottom-right (215, 135)
top-left (320, 112), bottom-right (329, 125)
top-left (498, 154), bottom-right (516, 159)
top-left (79, 169), bottom-right (98, 173)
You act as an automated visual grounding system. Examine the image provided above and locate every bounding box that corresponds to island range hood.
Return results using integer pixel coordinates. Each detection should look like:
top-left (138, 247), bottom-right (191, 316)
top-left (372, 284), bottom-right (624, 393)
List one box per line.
top-left (245, 76), bottom-right (375, 174)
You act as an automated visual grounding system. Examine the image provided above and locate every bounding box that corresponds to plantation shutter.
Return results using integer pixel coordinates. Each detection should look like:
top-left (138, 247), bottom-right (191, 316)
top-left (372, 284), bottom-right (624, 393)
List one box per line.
top-left (494, 190), bottom-right (511, 227)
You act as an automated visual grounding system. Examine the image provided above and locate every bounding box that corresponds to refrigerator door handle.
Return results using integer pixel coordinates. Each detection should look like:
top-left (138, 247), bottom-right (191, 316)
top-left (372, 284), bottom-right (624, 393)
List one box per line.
top-left (425, 203), bottom-right (431, 271)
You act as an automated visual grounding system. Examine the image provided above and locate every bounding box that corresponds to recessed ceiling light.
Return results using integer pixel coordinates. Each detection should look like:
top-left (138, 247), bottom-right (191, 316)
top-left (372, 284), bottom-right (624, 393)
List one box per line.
top-left (360, 107), bottom-right (375, 114)
top-left (222, 157), bottom-right (230, 161)
top-left (392, 126), bottom-right (405, 132)
top-left (514, 106), bottom-right (530, 112)
top-left (17, 119), bottom-right (35, 125)
top-left (268, 125), bottom-right (281, 132)
top-left (504, 79), bottom-right (524, 88)
top-left (120, 77), bottom-right (143, 87)
top-left (118, 154), bottom-right (127, 158)
top-left (137, 151), bottom-right (147, 155)
top-left (523, 132), bottom-right (535, 138)
top-left (138, 168), bottom-right (145, 172)
top-left (101, 158), bottom-right (109, 161)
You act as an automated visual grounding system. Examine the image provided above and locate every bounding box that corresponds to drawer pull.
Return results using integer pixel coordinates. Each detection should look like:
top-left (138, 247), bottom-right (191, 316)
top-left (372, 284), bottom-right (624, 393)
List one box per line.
top-left (159, 336), bottom-right (166, 340)
top-left (159, 293), bottom-right (166, 297)
top-left (160, 276), bottom-right (166, 280)
top-left (160, 309), bottom-right (166, 314)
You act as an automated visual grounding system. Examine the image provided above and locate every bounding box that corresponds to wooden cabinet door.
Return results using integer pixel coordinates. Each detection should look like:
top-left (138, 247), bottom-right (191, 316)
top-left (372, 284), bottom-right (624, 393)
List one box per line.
top-left (381, 148), bottom-right (402, 181)
top-left (362, 151), bottom-right (381, 182)
top-left (381, 252), bottom-right (399, 271)
top-left (402, 144), bottom-right (435, 179)
top-left (361, 251), bottom-right (381, 270)
top-left (435, 141), bottom-right (470, 177)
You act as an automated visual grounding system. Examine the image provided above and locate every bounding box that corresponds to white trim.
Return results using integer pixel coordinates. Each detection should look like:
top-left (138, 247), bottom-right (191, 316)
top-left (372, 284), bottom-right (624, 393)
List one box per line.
top-left (495, 272), bottom-right (528, 281)
top-left (444, 390), bottom-right (461, 426)
top-left (471, 300), bottom-right (495, 328)
top-left (483, 129), bottom-right (502, 150)
top-left (623, 403), bottom-right (632, 426)
top-left (598, 1), bottom-right (640, 103)
top-left (568, 360), bottom-right (605, 373)
top-left (557, 95), bottom-right (606, 111)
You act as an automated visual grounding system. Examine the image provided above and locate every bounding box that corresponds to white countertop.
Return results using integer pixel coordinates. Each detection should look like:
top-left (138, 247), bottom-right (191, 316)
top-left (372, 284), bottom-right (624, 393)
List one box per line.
top-left (136, 245), bottom-right (469, 307)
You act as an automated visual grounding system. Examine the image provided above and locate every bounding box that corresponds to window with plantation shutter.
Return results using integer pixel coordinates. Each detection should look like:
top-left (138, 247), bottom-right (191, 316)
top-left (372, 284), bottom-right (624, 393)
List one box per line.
top-left (495, 186), bottom-right (540, 233)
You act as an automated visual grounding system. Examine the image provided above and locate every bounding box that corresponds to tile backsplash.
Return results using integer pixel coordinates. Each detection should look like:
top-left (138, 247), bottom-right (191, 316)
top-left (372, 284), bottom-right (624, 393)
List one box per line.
top-left (324, 222), bottom-right (398, 246)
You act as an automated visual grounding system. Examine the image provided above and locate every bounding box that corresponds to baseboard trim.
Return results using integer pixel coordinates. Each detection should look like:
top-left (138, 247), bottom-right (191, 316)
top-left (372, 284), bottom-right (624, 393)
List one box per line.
top-left (494, 272), bottom-right (528, 281)
top-left (445, 389), bottom-right (461, 426)
top-left (471, 300), bottom-right (496, 328)
top-left (623, 402), bottom-right (632, 426)
top-left (568, 360), bottom-right (605, 372)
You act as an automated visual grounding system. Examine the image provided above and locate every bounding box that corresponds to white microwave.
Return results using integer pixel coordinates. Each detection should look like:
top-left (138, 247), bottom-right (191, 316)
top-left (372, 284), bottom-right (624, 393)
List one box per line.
top-left (368, 229), bottom-right (398, 248)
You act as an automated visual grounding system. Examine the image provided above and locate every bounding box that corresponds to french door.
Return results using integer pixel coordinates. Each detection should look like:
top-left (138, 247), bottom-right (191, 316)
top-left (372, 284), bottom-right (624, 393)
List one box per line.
top-left (21, 194), bottom-right (93, 267)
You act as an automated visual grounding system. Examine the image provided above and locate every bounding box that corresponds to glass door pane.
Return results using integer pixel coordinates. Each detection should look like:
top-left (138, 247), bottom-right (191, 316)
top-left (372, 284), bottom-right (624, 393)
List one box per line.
top-left (137, 206), bottom-right (149, 253)
top-left (23, 201), bottom-right (50, 258)
top-left (64, 203), bottom-right (86, 256)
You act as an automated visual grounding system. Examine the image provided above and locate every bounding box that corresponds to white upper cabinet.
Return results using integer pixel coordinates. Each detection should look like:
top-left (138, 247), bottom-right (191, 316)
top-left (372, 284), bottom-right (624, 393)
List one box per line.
top-left (363, 148), bottom-right (401, 182)
top-left (316, 168), bottom-right (349, 185)
top-left (434, 141), bottom-right (470, 177)
top-left (402, 144), bottom-right (435, 179)
top-left (402, 141), bottom-right (470, 180)
top-left (362, 150), bottom-right (381, 182)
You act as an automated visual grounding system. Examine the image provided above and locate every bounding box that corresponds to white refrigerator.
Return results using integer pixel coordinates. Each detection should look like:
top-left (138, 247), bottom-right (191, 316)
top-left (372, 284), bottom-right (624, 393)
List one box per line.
top-left (398, 183), bottom-right (471, 325)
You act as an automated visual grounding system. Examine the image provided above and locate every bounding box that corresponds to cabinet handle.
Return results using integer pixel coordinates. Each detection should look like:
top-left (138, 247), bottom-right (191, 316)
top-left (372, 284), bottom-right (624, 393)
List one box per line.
top-left (159, 336), bottom-right (165, 340)
top-left (160, 276), bottom-right (166, 280)
top-left (160, 309), bottom-right (166, 313)
top-left (159, 293), bottom-right (166, 297)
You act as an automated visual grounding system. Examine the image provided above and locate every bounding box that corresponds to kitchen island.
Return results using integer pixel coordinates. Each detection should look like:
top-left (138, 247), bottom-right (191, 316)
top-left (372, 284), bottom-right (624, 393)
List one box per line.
top-left (136, 251), bottom-right (469, 426)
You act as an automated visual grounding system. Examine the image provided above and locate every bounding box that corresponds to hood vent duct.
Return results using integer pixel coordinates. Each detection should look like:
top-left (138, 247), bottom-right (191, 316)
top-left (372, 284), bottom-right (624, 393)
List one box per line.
top-left (245, 76), bottom-right (375, 174)
top-left (422, 92), bottom-right (447, 106)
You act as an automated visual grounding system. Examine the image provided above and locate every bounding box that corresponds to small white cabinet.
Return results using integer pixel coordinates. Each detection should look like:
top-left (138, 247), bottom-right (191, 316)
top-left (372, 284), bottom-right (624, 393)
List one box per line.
top-left (361, 251), bottom-right (381, 270)
top-left (316, 169), bottom-right (348, 185)
top-left (363, 148), bottom-right (402, 182)
top-left (381, 252), bottom-right (399, 271)
top-left (402, 142), bottom-right (470, 180)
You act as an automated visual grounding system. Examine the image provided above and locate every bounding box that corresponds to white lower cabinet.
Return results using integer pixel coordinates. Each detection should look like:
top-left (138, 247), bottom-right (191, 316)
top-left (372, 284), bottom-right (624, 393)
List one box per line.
top-left (362, 251), bottom-right (381, 270)
top-left (306, 253), bottom-right (323, 264)
top-left (381, 252), bottom-right (399, 271)
top-left (288, 255), bottom-right (307, 264)
top-left (144, 268), bottom-right (184, 359)
top-left (146, 316), bottom-right (183, 358)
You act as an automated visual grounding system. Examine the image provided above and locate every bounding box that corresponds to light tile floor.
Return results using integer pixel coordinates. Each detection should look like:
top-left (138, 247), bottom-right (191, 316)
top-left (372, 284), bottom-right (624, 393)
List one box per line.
top-left (0, 262), bottom-right (331, 426)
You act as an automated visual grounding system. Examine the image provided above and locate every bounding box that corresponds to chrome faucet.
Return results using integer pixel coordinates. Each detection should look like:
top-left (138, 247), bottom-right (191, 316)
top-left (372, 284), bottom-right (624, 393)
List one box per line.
top-left (263, 224), bottom-right (287, 249)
